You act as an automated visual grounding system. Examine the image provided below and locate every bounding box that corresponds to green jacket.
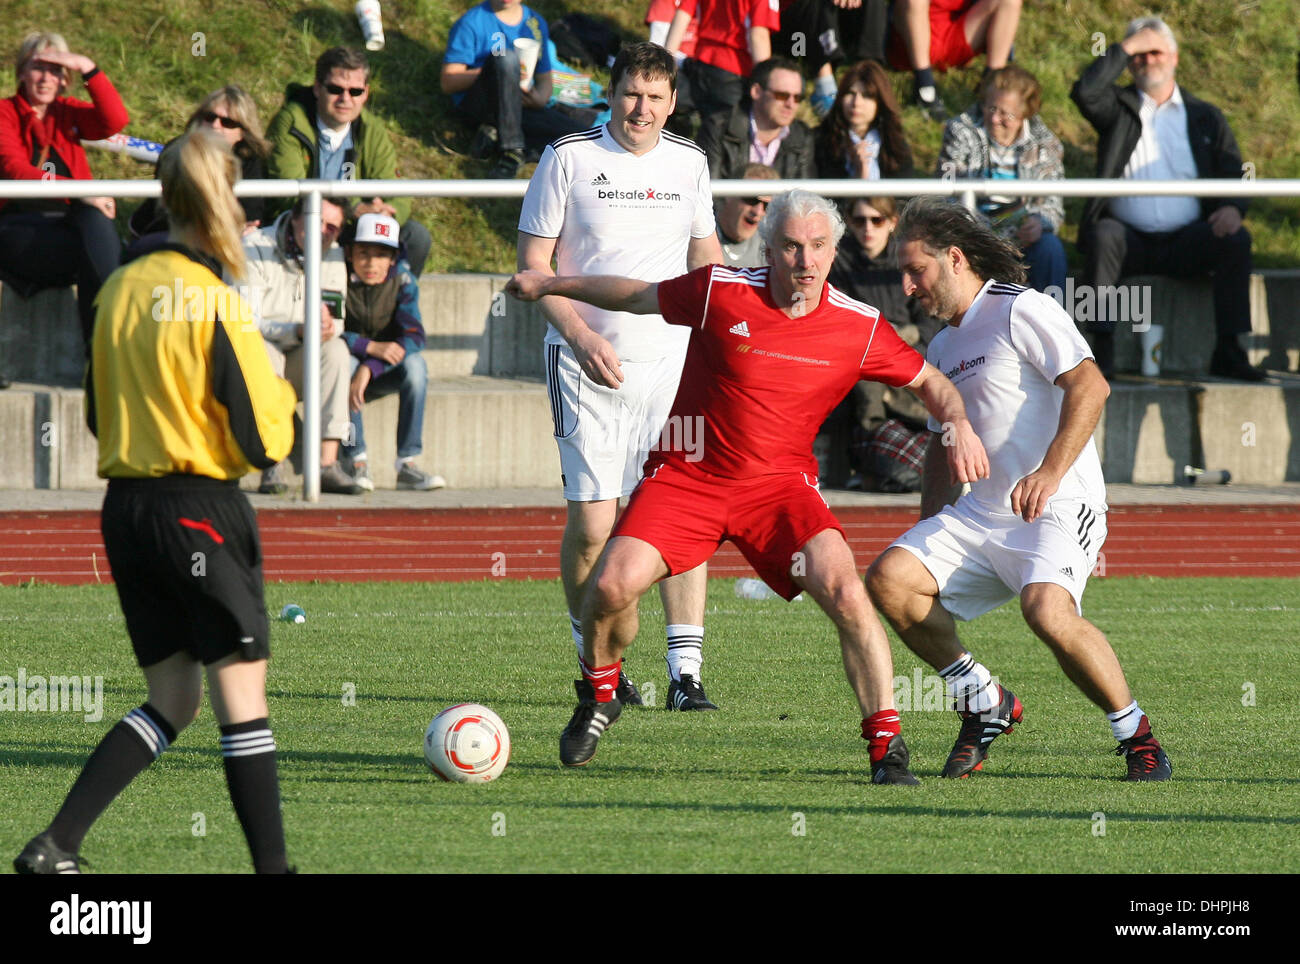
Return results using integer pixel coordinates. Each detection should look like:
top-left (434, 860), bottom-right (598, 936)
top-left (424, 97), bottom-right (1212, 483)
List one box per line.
top-left (265, 83), bottom-right (411, 223)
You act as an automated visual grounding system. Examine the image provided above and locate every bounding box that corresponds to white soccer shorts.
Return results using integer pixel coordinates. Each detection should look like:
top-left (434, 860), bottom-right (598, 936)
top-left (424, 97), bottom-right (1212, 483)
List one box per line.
top-left (889, 496), bottom-right (1107, 621)
top-left (545, 342), bottom-right (686, 502)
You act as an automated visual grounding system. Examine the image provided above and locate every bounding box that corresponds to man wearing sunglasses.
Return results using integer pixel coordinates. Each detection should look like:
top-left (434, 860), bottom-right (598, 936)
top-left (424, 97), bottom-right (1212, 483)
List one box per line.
top-left (698, 57), bottom-right (816, 183)
top-left (267, 47), bottom-right (431, 277)
top-left (715, 163), bottom-right (779, 268)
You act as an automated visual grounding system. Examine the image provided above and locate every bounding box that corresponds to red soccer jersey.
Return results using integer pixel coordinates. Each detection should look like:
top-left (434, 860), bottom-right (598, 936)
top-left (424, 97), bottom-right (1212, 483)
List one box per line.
top-left (678, 0), bottom-right (781, 78)
top-left (653, 265), bottom-right (925, 479)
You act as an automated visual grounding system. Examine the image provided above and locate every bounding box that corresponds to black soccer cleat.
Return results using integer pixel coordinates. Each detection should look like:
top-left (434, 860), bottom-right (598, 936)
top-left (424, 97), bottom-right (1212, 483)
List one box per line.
top-left (14, 832), bottom-right (81, 874)
top-left (616, 671), bottom-right (644, 706)
top-left (871, 734), bottom-right (921, 785)
top-left (665, 674), bottom-right (718, 711)
top-left (1116, 716), bottom-right (1173, 781)
top-left (942, 684), bottom-right (1023, 779)
top-left (560, 679), bottom-right (622, 767)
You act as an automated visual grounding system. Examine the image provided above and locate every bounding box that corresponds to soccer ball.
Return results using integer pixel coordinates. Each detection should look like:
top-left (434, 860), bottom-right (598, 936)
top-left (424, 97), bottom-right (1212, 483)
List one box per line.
top-left (423, 703), bottom-right (511, 783)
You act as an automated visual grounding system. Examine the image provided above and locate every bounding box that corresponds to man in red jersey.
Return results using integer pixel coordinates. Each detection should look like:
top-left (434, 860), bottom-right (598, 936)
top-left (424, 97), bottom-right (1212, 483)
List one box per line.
top-left (508, 189), bottom-right (988, 783)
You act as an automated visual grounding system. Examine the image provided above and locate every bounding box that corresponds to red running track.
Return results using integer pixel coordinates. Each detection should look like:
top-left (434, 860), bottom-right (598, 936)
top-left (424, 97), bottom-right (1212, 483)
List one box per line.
top-left (1, 505), bottom-right (1298, 585)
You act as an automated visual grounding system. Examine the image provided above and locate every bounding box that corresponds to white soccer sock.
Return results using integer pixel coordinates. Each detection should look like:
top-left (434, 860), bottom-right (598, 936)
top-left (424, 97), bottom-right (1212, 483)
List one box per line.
top-left (665, 624), bottom-right (704, 682)
top-left (938, 652), bottom-right (999, 714)
top-left (1107, 701), bottom-right (1143, 741)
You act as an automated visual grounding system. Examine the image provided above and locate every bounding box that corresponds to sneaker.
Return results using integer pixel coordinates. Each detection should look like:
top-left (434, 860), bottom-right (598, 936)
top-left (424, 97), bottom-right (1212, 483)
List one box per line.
top-left (913, 90), bottom-right (949, 122)
top-left (560, 679), bottom-right (622, 767)
top-left (488, 149), bottom-right (525, 180)
top-left (469, 123), bottom-right (499, 160)
top-left (616, 671), bottom-right (643, 706)
top-left (258, 461), bottom-right (289, 495)
top-left (320, 460), bottom-right (364, 495)
top-left (396, 461), bottom-right (447, 491)
top-left (1116, 716), bottom-right (1173, 781)
top-left (941, 684), bottom-right (1023, 778)
top-left (871, 734), bottom-right (921, 785)
top-left (14, 832), bottom-right (81, 874)
top-left (810, 89), bottom-right (836, 119)
top-left (349, 459), bottom-right (375, 493)
top-left (665, 673), bottom-right (718, 711)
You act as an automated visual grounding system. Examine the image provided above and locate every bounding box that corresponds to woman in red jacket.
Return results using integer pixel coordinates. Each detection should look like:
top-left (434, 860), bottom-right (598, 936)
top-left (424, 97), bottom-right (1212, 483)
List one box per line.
top-left (0, 32), bottom-right (128, 345)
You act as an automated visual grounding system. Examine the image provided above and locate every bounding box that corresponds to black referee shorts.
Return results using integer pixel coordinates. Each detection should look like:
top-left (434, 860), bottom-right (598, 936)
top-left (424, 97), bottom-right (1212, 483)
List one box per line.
top-left (102, 476), bottom-right (270, 667)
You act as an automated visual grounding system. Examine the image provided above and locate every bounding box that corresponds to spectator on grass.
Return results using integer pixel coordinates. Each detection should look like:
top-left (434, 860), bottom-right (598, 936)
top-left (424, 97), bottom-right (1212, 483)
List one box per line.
top-left (1071, 16), bottom-right (1262, 381)
top-left (715, 163), bottom-right (779, 267)
top-left (666, 0), bottom-right (780, 136)
top-left (886, 0), bottom-right (1024, 121)
top-left (771, 0), bottom-right (892, 118)
top-left (441, 0), bottom-right (593, 180)
top-left (814, 59), bottom-right (914, 181)
top-left (128, 85), bottom-right (271, 259)
top-left (936, 65), bottom-right (1065, 293)
top-left (340, 213), bottom-right (446, 492)
top-left (698, 57), bottom-right (816, 181)
top-left (236, 196), bottom-right (365, 495)
top-left (0, 31), bottom-right (126, 345)
top-left (267, 46), bottom-right (432, 276)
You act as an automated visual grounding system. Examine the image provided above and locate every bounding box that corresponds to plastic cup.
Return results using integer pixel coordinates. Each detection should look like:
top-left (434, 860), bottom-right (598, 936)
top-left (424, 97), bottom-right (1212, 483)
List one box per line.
top-left (355, 0), bottom-right (385, 52)
top-left (514, 37), bottom-right (540, 90)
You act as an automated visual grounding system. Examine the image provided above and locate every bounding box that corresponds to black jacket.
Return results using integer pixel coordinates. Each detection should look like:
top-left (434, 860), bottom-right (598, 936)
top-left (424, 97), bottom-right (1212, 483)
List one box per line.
top-left (697, 104), bottom-right (817, 181)
top-left (1070, 43), bottom-right (1246, 246)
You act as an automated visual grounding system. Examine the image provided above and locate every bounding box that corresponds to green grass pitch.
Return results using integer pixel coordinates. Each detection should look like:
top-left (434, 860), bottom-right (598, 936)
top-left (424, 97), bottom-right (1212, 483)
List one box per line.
top-left (2, 577), bottom-right (1297, 874)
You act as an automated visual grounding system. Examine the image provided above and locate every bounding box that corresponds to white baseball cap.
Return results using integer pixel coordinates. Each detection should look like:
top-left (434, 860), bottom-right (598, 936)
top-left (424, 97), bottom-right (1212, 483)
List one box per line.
top-left (352, 212), bottom-right (400, 249)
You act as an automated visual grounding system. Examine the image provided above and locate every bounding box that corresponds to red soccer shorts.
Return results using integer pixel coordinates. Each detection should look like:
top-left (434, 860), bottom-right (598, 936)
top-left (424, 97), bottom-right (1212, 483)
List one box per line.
top-left (888, 0), bottom-right (978, 72)
top-left (612, 461), bottom-right (845, 601)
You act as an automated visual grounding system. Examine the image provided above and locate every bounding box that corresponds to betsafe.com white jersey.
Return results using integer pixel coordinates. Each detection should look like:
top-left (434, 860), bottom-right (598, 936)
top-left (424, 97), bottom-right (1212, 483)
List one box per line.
top-left (925, 279), bottom-right (1107, 516)
top-left (518, 125), bottom-right (716, 362)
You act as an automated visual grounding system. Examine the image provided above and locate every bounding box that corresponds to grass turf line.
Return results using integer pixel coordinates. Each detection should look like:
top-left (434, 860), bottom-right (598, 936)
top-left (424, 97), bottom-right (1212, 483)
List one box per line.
top-left (1, 577), bottom-right (1297, 873)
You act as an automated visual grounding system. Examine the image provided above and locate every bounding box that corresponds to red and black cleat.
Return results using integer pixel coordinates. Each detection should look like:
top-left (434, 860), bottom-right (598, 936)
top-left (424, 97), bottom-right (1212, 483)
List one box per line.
top-left (942, 685), bottom-right (1024, 779)
top-left (1116, 715), bottom-right (1173, 781)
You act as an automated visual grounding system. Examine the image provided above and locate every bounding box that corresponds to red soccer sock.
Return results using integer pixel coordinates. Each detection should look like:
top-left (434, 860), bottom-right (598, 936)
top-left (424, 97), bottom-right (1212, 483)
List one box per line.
top-left (582, 660), bottom-right (621, 703)
top-left (862, 710), bottom-right (902, 765)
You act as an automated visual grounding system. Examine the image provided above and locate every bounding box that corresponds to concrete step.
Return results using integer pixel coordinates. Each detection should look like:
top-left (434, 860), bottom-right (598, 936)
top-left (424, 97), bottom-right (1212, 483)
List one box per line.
top-left (0, 287), bottom-right (85, 387)
top-left (0, 376), bottom-right (558, 493)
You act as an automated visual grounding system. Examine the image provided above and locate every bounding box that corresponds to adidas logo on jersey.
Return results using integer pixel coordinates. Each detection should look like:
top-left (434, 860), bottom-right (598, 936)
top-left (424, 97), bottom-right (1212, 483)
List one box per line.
top-left (1059, 566), bottom-right (1074, 578)
top-left (590, 172), bottom-right (610, 186)
top-left (729, 321), bottom-right (751, 337)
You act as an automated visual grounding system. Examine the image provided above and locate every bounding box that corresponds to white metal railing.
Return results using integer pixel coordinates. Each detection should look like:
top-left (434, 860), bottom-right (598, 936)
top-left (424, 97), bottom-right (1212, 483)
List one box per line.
top-left (5, 176), bottom-right (1299, 499)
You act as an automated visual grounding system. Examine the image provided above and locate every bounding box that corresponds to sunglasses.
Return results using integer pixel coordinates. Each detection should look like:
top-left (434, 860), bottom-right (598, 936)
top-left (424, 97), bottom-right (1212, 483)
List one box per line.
top-left (741, 197), bottom-right (770, 208)
top-left (850, 215), bottom-right (890, 227)
top-left (766, 89), bottom-right (804, 104)
top-left (200, 111), bottom-right (243, 130)
top-left (324, 83), bottom-right (367, 98)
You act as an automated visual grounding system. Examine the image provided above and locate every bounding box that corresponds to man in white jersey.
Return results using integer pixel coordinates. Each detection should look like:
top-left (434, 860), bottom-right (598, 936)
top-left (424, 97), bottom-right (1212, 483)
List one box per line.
top-left (518, 43), bottom-right (726, 711)
top-left (866, 197), bottom-right (1172, 782)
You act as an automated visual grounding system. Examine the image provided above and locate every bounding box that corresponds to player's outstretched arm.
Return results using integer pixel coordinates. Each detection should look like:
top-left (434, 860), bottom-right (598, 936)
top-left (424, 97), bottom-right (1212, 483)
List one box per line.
top-left (907, 362), bottom-right (989, 485)
top-left (507, 270), bottom-right (661, 315)
top-left (1011, 358), bottom-right (1109, 523)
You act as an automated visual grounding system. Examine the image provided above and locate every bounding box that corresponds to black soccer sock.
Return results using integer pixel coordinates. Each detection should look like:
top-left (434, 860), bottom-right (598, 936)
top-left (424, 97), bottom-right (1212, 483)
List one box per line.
top-left (47, 703), bottom-right (177, 853)
top-left (913, 67), bottom-right (937, 99)
top-left (220, 718), bottom-right (289, 874)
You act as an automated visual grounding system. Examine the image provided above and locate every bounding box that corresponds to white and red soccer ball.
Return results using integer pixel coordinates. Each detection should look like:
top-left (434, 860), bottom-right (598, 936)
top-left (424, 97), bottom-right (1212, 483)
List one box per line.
top-left (423, 703), bottom-right (510, 783)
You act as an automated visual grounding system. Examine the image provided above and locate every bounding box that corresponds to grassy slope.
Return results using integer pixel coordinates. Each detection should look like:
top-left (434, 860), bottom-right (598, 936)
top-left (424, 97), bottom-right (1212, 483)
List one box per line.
top-left (5, 0), bottom-right (1299, 269)
top-left (1, 576), bottom-right (1298, 873)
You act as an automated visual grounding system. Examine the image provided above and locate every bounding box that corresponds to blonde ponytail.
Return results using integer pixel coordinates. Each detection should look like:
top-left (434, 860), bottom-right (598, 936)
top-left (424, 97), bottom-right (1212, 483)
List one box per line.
top-left (159, 129), bottom-right (247, 279)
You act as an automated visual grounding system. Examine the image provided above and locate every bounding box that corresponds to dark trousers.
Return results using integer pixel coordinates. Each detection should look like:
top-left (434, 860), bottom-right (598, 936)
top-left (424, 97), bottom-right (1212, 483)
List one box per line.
top-left (457, 50), bottom-right (590, 153)
top-left (1082, 215), bottom-right (1252, 339)
top-left (0, 203), bottom-right (122, 346)
top-left (675, 58), bottom-right (747, 131)
top-left (773, 0), bottom-right (889, 71)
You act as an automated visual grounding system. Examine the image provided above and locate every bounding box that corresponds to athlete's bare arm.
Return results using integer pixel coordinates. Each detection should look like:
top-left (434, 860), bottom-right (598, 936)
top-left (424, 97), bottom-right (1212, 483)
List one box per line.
top-left (1010, 358), bottom-right (1109, 523)
top-left (508, 270), bottom-right (661, 316)
top-left (906, 361), bottom-right (989, 486)
top-left (687, 232), bottom-right (724, 270)
top-left (517, 231), bottom-right (624, 388)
